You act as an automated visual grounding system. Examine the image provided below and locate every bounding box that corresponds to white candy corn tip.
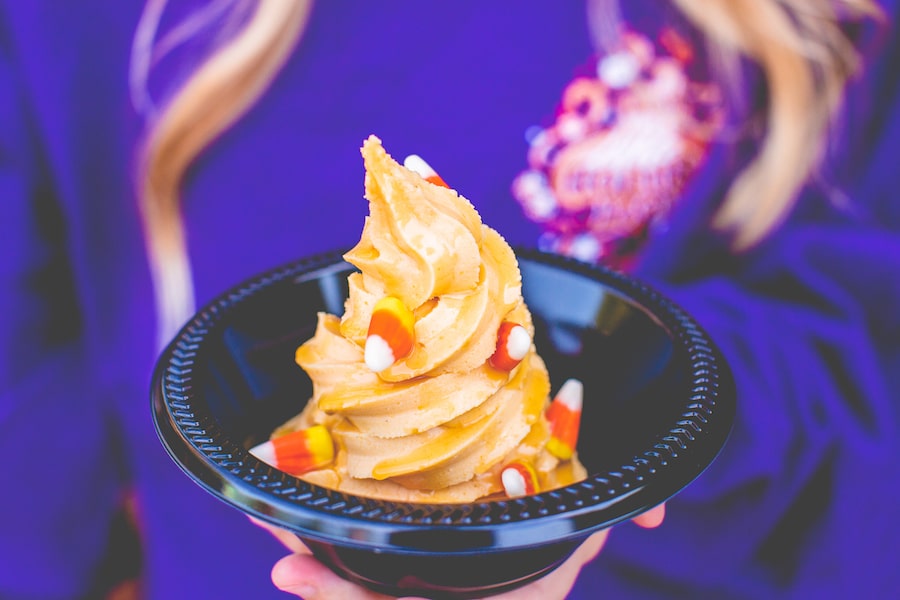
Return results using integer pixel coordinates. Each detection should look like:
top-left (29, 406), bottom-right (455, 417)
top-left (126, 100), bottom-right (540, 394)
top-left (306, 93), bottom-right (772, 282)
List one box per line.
top-left (249, 440), bottom-right (277, 466)
top-left (501, 467), bottom-right (528, 498)
top-left (507, 325), bottom-right (531, 361)
top-left (556, 379), bottom-right (584, 411)
top-left (365, 335), bottom-right (395, 372)
top-left (403, 154), bottom-right (436, 178)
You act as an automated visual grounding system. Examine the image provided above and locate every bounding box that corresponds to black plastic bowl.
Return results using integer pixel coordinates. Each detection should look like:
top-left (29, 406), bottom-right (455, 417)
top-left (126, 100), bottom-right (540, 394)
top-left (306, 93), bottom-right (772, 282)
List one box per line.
top-left (151, 248), bottom-right (735, 599)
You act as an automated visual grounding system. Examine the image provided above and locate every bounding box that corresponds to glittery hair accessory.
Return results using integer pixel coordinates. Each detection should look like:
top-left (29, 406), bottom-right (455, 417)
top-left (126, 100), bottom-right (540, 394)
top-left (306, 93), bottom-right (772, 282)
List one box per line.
top-left (512, 28), bottom-right (722, 268)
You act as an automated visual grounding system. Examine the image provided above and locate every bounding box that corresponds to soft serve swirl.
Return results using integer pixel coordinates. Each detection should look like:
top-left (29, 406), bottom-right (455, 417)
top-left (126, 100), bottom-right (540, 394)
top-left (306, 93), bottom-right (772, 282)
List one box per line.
top-left (280, 135), bottom-right (585, 502)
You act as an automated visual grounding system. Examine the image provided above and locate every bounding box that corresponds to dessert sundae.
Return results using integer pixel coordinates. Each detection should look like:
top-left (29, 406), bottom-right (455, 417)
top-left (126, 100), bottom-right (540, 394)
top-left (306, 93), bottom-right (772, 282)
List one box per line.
top-left (250, 135), bottom-right (586, 502)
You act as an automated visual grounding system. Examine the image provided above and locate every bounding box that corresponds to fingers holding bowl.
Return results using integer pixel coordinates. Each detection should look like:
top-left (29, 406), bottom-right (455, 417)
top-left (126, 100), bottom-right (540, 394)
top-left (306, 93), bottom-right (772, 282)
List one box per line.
top-left (249, 516), bottom-right (311, 555)
top-left (270, 530), bottom-right (611, 600)
top-left (632, 503), bottom-right (665, 529)
top-left (272, 552), bottom-right (406, 599)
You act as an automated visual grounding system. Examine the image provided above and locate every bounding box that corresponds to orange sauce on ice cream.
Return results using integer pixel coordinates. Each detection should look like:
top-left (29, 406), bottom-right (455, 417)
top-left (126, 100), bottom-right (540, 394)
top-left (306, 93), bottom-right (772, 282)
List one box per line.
top-left (273, 135), bottom-right (586, 503)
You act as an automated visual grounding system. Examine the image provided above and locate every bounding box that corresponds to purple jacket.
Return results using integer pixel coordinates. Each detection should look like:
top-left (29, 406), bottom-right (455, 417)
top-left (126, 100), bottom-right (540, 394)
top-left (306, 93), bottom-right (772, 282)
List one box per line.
top-left (1, 1), bottom-right (898, 598)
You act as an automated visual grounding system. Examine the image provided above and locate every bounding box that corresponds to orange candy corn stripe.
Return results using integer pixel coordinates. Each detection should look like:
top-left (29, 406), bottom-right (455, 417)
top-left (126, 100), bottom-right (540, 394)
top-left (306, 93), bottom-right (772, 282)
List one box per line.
top-left (365, 296), bottom-right (415, 372)
top-left (488, 321), bottom-right (531, 371)
top-left (545, 378), bottom-right (583, 460)
top-left (403, 154), bottom-right (449, 188)
top-left (249, 425), bottom-right (334, 475)
top-left (501, 460), bottom-right (539, 498)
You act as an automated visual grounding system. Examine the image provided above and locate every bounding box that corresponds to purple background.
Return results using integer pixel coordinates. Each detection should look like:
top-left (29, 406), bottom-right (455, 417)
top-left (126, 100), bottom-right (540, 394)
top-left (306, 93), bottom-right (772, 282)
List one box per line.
top-left (1, 1), bottom-right (898, 598)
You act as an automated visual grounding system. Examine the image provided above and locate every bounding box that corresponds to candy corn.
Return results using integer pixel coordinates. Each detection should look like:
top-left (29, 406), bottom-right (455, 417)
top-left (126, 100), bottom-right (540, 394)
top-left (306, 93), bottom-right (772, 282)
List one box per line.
top-left (365, 296), bottom-right (415, 372)
top-left (249, 425), bottom-right (334, 475)
top-left (488, 321), bottom-right (531, 371)
top-left (403, 154), bottom-right (449, 188)
top-left (545, 379), bottom-right (583, 460)
top-left (501, 460), bottom-right (539, 498)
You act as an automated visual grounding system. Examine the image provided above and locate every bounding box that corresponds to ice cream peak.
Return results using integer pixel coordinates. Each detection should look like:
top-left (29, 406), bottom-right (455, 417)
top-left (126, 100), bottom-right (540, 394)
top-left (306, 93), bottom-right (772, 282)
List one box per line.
top-left (260, 135), bottom-right (585, 503)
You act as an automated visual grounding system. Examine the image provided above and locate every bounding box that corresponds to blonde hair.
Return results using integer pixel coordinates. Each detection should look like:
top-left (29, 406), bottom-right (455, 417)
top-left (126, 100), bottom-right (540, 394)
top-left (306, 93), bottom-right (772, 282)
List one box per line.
top-left (135, 0), bottom-right (880, 348)
top-left (133, 0), bottom-right (313, 349)
top-left (670, 0), bottom-right (882, 249)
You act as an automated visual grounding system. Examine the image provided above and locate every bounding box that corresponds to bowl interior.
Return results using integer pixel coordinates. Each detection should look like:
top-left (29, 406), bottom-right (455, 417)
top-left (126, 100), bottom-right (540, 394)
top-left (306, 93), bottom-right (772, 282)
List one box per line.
top-left (200, 257), bottom-right (689, 476)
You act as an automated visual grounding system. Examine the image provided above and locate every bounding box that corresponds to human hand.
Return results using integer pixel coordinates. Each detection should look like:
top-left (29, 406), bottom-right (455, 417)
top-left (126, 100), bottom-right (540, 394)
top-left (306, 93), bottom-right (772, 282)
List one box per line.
top-left (254, 504), bottom-right (665, 599)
